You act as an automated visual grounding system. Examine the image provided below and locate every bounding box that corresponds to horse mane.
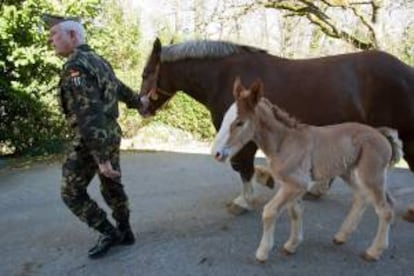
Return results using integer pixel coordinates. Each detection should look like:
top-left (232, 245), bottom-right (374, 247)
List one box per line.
top-left (160, 40), bottom-right (266, 62)
top-left (261, 98), bottom-right (301, 129)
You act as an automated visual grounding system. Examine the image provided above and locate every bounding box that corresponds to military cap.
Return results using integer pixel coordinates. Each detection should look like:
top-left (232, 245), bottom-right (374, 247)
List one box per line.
top-left (41, 13), bottom-right (81, 28)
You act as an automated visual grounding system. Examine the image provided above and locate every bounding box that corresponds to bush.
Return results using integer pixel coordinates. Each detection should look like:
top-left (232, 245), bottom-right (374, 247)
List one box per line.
top-left (0, 88), bottom-right (68, 156)
top-left (151, 92), bottom-right (215, 140)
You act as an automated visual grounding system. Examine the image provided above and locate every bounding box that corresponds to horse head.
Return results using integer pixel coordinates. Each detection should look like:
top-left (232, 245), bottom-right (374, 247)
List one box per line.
top-left (138, 37), bottom-right (175, 117)
top-left (212, 77), bottom-right (263, 162)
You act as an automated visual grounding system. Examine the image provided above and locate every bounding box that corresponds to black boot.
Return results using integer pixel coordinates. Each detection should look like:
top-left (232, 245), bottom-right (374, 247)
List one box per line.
top-left (88, 220), bottom-right (120, 259)
top-left (117, 220), bottom-right (135, 245)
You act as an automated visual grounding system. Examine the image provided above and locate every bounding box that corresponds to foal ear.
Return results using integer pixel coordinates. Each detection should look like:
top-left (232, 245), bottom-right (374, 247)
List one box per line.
top-left (249, 78), bottom-right (264, 105)
top-left (233, 76), bottom-right (247, 99)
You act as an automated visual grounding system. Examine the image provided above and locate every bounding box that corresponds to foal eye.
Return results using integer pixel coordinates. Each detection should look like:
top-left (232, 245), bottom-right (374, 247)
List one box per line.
top-left (235, 120), bottom-right (244, 127)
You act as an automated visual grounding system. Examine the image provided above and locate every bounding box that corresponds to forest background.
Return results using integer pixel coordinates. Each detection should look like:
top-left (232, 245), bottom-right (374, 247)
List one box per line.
top-left (1, 0), bottom-right (413, 157)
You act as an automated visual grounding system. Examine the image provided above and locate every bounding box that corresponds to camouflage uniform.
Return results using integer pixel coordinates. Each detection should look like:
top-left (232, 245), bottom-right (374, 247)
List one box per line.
top-left (59, 44), bottom-right (139, 232)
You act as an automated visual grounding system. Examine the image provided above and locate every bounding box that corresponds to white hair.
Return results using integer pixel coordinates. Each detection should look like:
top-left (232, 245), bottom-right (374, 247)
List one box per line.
top-left (58, 20), bottom-right (86, 44)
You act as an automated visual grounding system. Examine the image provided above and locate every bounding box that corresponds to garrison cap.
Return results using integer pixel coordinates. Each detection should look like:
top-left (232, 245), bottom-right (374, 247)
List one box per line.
top-left (41, 13), bottom-right (81, 28)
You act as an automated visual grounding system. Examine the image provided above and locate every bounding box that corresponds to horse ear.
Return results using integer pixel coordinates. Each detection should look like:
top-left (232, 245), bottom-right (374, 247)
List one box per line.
top-left (233, 76), bottom-right (246, 99)
top-left (153, 37), bottom-right (162, 55)
top-left (249, 78), bottom-right (264, 105)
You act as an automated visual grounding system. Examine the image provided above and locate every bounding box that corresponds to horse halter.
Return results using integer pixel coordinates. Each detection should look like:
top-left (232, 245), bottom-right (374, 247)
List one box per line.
top-left (148, 86), bottom-right (174, 101)
top-left (144, 63), bottom-right (173, 101)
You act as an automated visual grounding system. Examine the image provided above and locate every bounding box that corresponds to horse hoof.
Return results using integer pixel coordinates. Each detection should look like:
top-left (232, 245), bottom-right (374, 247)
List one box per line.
top-left (303, 192), bottom-right (323, 201)
top-left (402, 209), bottom-right (414, 222)
top-left (360, 251), bottom-right (379, 262)
top-left (254, 165), bottom-right (275, 189)
top-left (332, 238), bottom-right (345, 245)
top-left (226, 203), bottom-right (249, 216)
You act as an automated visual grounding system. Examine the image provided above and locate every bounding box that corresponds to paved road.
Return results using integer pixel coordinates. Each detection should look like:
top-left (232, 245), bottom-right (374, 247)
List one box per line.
top-left (0, 151), bottom-right (413, 276)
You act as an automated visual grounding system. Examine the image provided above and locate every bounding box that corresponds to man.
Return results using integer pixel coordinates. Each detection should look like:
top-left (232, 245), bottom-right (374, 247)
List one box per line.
top-left (42, 14), bottom-right (141, 259)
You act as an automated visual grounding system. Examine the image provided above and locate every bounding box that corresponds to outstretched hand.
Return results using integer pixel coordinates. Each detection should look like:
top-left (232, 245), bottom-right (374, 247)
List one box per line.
top-left (98, 161), bottom-right (121, 179)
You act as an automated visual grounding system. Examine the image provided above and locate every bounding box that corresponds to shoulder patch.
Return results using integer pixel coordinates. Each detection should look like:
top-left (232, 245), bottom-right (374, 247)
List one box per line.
top-left (69, 69), bottom-right (80, 77)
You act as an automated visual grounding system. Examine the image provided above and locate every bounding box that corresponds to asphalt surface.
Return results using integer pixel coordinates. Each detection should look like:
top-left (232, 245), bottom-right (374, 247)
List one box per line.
top-left (0, 151), bottom-right (413, 276)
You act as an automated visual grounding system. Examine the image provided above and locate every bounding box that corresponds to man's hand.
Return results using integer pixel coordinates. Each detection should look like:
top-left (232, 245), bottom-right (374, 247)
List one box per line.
top-left (98, 161), bottom-right (121, 179)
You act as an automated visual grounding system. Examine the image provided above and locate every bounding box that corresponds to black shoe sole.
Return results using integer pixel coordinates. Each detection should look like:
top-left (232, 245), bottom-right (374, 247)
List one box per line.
top-left (119, 239), bottom-right (135, 246)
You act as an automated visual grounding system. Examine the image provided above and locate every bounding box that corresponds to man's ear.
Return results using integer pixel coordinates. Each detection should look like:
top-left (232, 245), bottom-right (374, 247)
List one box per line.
top-left (69, 29), bottom-right (77, 40)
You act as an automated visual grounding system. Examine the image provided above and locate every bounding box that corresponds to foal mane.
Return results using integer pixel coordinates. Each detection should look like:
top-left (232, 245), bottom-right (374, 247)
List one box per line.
top-left (160, 40), bottom-right (266, 62)
top-left (261, 98), bottom-right (301, 129)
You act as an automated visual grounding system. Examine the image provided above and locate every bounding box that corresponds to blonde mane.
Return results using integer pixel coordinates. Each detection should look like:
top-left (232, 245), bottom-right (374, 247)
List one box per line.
top-left (261, 98), bottom-right (301, 129)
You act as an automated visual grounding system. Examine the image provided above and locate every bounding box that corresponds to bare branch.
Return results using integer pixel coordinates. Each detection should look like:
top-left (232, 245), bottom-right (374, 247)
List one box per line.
top-left (258, 0), bottom-right (377, 49)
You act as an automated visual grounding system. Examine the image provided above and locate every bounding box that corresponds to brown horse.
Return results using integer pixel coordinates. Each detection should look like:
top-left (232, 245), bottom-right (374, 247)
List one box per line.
top-left (213, 77), bottom-right (402, 262)
top-left (137, 38), bottom-right (414, 216)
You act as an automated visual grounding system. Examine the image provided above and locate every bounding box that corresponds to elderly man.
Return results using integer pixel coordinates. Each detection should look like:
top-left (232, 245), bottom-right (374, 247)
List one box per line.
top-left (42, 14), bottom-right (141, 259)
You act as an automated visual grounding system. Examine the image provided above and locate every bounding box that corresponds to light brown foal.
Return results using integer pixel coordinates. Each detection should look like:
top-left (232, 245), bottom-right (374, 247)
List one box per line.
top-left (213, 77), bottom-right (403, 262)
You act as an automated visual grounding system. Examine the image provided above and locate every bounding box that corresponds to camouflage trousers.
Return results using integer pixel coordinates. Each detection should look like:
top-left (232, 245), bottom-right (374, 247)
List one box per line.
top-left (61, 142), bottom-right (130, 231)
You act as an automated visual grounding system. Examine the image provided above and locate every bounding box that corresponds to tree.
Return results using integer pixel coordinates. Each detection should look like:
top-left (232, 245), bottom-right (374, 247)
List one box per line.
top-left (228, 0), bottom-right (414, 51)
top-left (0, 0), bottom-right (63, 155)
top-left (0, 0), bottom-right (104, 156)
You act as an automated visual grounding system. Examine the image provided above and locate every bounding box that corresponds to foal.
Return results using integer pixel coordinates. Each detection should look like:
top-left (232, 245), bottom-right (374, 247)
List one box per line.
top-left (213, 77), bottom-right (402, 262)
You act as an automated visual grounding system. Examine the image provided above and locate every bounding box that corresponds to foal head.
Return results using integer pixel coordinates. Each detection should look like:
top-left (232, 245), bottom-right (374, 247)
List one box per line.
top-left (212, 77), bottom-right (264, 162)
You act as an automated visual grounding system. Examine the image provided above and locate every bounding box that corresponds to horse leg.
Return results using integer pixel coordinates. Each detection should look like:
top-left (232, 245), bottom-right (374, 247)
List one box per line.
top-left (228, 142), bottom-right (258, 215)
top-left (254, 165), bottom-right (278, 189)
top-left (403, 204), bottom-right (414, 222)
top-left (401, 137), bottom-right (414, 170)
top-left (283, 197), bottom-right (304, 254)
top-left (256, 181), bottom-right (304, 263)
top-left (401, 138), bottom-right (414, 222)
top-left (254, 165), bottom-right (333, 199)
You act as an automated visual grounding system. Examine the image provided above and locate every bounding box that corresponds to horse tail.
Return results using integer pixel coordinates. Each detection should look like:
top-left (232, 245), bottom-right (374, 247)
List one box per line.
top-left (377, 127), bottom-right (403, 166)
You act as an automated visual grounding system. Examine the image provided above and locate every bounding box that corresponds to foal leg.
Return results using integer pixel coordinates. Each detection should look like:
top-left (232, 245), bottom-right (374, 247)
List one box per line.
top-left (356, 154), bottom-right (394, 261)
top-left (362, 187), bottom-right (394, 261)
top-left (333, 187), bottom-right (368, 244)
top-left (255, 184), bottom-right (303, 262)
top-left (283, 197), bottom-right (304, 254)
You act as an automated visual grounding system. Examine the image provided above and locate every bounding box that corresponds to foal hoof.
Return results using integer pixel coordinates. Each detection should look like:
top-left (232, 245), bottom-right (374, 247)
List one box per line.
top-left (281, 247), bottom-right (295, 256)
top-left (226, 202), bottom-right (249, 216)
top-left (402, 209), bottom-right (414, 222)
top-left (332, 238), bottom-right (345, 245)
top-left (255, 257), bottom-right (267, 264)
top-left (360, 251), bottom-right (379, 262)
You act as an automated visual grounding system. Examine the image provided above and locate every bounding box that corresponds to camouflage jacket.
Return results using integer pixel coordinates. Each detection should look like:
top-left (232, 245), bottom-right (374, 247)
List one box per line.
top-left (59, 44), bottom-right (140, 163)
